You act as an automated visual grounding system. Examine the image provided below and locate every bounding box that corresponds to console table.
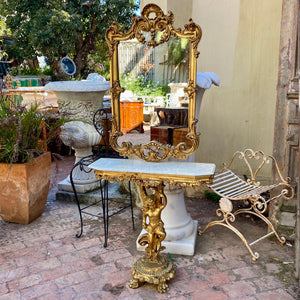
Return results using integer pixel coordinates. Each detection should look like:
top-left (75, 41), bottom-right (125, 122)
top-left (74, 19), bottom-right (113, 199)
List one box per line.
top-left (89, 158), bottom-right (215, 293)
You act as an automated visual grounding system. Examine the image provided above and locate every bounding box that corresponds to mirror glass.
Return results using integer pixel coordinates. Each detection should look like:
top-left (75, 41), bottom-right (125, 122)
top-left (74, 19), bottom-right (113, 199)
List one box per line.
top-left (117, 36), bottom-right (190, 147)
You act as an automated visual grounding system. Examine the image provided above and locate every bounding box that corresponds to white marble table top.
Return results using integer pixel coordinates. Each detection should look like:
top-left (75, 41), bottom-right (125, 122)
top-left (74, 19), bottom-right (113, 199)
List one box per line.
top-left (89, 158), bottom-right (215, 178)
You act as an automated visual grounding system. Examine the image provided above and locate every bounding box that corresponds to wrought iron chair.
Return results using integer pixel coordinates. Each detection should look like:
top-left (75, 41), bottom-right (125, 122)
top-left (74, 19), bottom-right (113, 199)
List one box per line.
top-left (70, 108), bottom-right (135, 247)
top-left (198, 149), bottom-right (294, 260)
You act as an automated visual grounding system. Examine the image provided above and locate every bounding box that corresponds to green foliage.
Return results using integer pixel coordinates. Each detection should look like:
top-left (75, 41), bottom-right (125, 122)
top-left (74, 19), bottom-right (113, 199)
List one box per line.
top-left (14, 66), bottom-right (42, 76)
top-left (204, 190), bottom-right (221, 203)
top-left (0, 16), bottom-right (10, 36)
top-left (42, 65), bottom-right (53, 76)
top-left (0, 39), bottom-right (8, 61)
top-left (0, 96), bottom-right (65, 164)
top-left (10, 65), bottom-right (52, 77)
top-left (167, 38), bottom-right (189, 67)
top-left (87, 39), bottom-right (110, 80)
top-left (0, 0), bottom-right (138, 78)
top-left (120, 74), bottom-right (169, 97)
top-left (167, 253), bottom-right (174, 262)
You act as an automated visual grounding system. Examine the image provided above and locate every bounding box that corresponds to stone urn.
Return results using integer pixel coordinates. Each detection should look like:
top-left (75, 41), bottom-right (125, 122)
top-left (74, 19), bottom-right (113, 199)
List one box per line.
top-left (45, 77), bottom-right (110, 122)
top-left (45, 75), bottom-right (110, 193)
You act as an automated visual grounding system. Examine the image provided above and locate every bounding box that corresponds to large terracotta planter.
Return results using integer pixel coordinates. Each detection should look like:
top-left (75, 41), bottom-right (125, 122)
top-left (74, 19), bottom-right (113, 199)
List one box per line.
top-left (0, 152), bottom-right (52, 224)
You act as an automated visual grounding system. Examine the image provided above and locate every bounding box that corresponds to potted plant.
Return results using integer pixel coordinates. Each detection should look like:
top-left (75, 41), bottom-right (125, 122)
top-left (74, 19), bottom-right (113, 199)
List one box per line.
top-left (0, 94), bottom-right (65, 224)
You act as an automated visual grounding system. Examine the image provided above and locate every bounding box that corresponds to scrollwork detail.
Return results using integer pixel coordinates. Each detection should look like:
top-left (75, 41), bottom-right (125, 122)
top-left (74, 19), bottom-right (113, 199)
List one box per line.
top-left (223, 149), bottom-right (295, 196)
top-left (110, 81), bottom-right (124, 100)
top-left (251, 196), bottom-right (268, 214)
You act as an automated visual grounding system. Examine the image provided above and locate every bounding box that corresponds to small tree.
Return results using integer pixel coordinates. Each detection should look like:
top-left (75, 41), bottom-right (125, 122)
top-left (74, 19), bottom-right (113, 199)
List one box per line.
top-left (0, 0), bottom-right (138, 79)
top-left (0, 17), bottom-right (8, 61)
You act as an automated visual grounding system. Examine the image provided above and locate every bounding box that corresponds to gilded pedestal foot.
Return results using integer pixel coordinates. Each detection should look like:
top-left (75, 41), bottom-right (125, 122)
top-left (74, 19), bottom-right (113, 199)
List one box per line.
top-left (157, 282), bottom-right (169, 293)
top-left (128, 278), bottom-right (144, 289)
top-left (129, 256), bottom-right (176, 293)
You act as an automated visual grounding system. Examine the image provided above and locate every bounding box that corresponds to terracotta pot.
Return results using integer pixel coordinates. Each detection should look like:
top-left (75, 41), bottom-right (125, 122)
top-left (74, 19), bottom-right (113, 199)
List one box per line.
top-left (0, 152), bottom-right (52, 224)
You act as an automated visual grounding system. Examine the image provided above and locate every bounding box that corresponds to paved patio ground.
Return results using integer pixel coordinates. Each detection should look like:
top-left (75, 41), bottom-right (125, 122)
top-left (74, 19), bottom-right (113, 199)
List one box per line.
top-left (0, 155), bottom-right (299, 299)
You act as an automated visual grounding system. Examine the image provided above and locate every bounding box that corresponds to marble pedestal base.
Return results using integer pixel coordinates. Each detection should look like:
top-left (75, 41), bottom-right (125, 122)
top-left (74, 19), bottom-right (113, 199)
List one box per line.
top-left (137, 186), bottom-right (198, 256)
top-left (136, 220), bottom-right (198, 256)
top-left (57, 177), bottom-right (100, 194)
top-left (58, 122), bottom-right (102, 194)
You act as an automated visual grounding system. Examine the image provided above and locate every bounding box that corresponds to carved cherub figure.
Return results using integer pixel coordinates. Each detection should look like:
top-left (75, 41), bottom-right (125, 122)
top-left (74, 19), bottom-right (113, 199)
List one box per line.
top-left (138, 183), bottom-right (166, 261)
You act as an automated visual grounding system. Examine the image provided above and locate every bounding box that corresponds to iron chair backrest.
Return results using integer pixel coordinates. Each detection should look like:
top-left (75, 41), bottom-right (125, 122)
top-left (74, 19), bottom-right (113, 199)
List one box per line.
top-left (92, 108), bottom-right (117, 156)
top-left (221, 149), bottom-right (294, 199)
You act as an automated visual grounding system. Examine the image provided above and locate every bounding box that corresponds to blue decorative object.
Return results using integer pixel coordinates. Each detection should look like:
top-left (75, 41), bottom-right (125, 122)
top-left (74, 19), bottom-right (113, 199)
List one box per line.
top-left (61, 57), bottom-right (76, 76)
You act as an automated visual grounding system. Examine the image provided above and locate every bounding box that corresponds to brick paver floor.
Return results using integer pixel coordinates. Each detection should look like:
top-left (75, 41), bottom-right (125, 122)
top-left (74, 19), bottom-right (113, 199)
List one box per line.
top-left (0, 155), bottom-right (299, 299)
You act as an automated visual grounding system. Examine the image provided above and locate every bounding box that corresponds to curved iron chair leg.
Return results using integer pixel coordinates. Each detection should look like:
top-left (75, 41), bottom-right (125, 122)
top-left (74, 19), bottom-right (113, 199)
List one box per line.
top-left (70, 160), bottom-right (84, 238)
top-left (105, 180), bottom-right (109, 247)
top-left (100, 179), bottom-right (109, 247)
top-left (129, 181), bottom-right (135, 230)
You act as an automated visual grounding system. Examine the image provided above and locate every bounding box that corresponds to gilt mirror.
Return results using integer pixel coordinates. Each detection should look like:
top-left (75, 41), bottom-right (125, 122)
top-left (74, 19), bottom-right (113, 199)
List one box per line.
top-left (105, 4), bottom-right (202, 162)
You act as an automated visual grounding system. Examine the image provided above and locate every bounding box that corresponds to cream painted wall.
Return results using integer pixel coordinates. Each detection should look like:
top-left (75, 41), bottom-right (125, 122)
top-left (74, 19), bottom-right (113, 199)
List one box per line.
top-left (193, 0), bottom-right (240, 86)
top-left (140, 0), bottom-right (282, 179)
top-left (194, 0), bottom-right (282, 179)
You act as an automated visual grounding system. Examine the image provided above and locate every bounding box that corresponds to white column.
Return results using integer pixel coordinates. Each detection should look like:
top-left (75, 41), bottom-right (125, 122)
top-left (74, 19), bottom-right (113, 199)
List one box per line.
top-left (161, 185), bottom-right (198, 255)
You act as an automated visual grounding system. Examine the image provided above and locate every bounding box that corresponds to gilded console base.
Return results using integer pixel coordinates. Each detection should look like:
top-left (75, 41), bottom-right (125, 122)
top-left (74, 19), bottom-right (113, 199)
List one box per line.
top-left (127, 182), bottom-right (176, 293)
top-left (129, 255), bottom-right (176, 293)
top-left (90, 158), bottom-right (215, 293)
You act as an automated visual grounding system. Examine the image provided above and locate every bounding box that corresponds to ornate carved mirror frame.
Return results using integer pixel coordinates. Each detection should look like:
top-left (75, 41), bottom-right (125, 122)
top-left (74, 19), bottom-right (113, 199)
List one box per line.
top-left (105, 4), bottom-right (202, 162)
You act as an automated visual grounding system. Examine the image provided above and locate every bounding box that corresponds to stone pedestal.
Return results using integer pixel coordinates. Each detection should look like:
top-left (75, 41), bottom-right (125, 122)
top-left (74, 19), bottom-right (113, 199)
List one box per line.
top-left (57, 147), bottom-right (101, 193)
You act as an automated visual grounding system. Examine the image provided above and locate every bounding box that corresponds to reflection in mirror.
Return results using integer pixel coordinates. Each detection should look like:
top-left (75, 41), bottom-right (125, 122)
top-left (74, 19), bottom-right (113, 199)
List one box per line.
top-left (117, 36), bottom-right (190, 147)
